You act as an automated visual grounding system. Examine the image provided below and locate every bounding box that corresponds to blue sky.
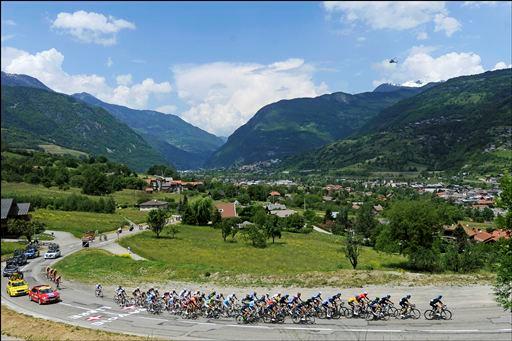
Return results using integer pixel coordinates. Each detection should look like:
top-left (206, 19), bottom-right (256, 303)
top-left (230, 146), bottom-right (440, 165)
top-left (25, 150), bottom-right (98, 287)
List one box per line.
top-left (1, 1), bottom-right (511, 136)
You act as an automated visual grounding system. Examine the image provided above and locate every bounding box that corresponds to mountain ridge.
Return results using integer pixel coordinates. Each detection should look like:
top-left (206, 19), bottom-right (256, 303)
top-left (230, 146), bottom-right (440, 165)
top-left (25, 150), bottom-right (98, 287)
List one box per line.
top-left (206, 84), bottom-right (430, 168)
top-left (72, 92), bottom-right (225, 170)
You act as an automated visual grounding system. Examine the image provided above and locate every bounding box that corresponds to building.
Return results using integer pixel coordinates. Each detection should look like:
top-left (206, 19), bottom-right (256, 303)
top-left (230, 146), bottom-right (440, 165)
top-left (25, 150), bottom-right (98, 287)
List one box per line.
top-left (1, 198), bottom-right (31, 237)
top-left (270, 209), bottom-right (296, 218)
top-left (215, 202), bottom-right (237, 219)
top-left (139, 200), bottom-right (169, 211)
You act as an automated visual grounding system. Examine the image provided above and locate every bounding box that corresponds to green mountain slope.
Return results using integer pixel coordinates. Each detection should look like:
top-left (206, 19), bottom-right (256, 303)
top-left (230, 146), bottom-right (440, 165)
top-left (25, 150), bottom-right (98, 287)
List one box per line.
top-left (72, 93), bottom-right (224, 170)
top-left (1, 86), bottom-right (167, 171)
top-left (206, 86), bottom-right (427, 168)
top-left (286, 69), bottom-right (512, 173)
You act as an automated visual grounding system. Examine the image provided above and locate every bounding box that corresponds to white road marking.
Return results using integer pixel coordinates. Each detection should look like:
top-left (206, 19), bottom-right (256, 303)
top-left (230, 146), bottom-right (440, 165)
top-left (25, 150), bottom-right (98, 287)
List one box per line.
top-left (137, 316), bottom-right (168, 322)
top-left (345, 329), bottom-right (404, 333)
top-left (421, 329), bottom-right (480, 333)
top-left (180, 320), bottom-right (218, 326)
top-left (225, 324), bottom-right (271, 329)
top-left (283, 327), bottom-right (333, 331)
top-left (60, 302), bottom-right (91, 311)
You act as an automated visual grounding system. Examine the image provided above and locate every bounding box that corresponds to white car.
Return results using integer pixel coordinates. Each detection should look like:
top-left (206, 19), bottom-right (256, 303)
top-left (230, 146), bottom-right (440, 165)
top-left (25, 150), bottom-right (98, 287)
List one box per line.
top-left (44, 249), bottom-right (61, 259)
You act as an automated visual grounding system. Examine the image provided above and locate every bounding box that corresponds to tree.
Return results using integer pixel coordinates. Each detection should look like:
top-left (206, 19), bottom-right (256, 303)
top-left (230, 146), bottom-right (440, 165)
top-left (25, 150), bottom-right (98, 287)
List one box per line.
top-left (333, 206), bottom-right (351, 235)
top-left (221, 220), bottom-right (232, 242)
top-left (383, 199), bottom-right (446, 271)
top-left (264, 215), bottom-right (282, 243)
top-left (242, 224), bottom-right (267, 248)
top-left (181, 204), bottom-right (197, 225)
top-left (324, 209), bottom-right (333, 223)
top-left (6, 220), bottom-right (45, 242)
top-left (146, 164), bottom-right (178, 178)
top-left (343, 231), bottom-right (361, 269)
top-left (165, 224), bottom-right (180, 239)
top-left (147, 209), bottom-right (167, 238)
top-left (194, 197), bottom-right (212, 225)
top-left (82, 167), bottom-right (112, 195)
top-left (494, 238), bottom-right (512, 310)
top-left (211, 207), bottom-right (222, 226)
top-left (354, 203), bottom-right (377, 241)
top-left (496, 171), bottom-right (512, 229)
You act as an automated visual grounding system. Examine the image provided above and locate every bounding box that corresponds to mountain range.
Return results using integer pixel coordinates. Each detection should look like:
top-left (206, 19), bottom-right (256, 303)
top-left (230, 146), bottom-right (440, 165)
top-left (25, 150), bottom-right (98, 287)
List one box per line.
top-left (72, 93), bottom-right (224, 170)
top-left (284, 69), bottom-right (512, 174)
top-left (206, 83), bottom-right (432, 168)
top-left (1, 84), bottom-right (166, 171)
top-left (2, 69), bottom-right (510, 174)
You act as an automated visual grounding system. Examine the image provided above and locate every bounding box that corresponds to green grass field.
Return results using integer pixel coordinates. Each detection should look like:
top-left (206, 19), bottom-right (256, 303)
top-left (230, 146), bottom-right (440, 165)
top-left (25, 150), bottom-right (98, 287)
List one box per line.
top-left (55, 225), bottom-right (411, 287)
top-left (2, 181), bottom-right (196, 207)
top-left (116, 207), bottom-right (148, 224)
top-left (38, 144), bottom-right (88, 157)
top-left (32, 209), bottom-right (127, 238)
top-left (1, 241), bottom-right (27, 255)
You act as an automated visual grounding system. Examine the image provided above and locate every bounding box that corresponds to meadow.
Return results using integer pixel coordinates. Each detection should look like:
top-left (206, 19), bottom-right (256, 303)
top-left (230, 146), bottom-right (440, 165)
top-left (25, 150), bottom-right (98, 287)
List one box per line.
top-left (55, 225), bottom-right (413, 287)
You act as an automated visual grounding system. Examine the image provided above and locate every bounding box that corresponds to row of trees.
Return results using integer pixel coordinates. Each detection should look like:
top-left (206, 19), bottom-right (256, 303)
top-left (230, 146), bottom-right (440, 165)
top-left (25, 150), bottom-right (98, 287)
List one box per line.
top-left (4, 193), bottom-right (116, 214)
top-left (2, 149), bottom-right (146, 195)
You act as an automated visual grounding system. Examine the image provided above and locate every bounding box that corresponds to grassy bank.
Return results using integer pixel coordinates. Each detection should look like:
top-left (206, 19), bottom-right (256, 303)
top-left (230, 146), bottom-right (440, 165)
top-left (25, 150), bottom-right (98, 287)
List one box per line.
top-left (1, 305), bottom-right (154, 341)
top-left (32, 209), bottom-right (126, 238)
top-left (55, 225), bottom-right (415, 287)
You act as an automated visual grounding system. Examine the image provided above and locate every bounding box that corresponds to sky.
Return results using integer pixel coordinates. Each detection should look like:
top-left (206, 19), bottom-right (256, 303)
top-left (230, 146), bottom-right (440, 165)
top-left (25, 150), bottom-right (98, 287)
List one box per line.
top-left (1, 1), bottom-right (511, 136)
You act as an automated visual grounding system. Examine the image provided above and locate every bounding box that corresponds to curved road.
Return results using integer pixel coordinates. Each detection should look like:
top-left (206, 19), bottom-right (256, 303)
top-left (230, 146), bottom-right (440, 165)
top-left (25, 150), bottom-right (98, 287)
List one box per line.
top-left (2, 230), bottom-right (511, 340)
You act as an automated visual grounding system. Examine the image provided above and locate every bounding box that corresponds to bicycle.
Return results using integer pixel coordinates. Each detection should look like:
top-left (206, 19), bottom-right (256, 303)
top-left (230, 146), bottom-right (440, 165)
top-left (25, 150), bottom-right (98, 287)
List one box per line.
top-left (424, 305), bottom-right (452, 320)
top-left (397, 304), bottom-right (421, 319)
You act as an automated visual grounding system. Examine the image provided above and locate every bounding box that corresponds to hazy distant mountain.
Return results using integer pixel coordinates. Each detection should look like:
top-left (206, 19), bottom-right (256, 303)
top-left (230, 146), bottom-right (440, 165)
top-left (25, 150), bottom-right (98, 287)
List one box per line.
top-left (72, 93), bottom-right (225, 170)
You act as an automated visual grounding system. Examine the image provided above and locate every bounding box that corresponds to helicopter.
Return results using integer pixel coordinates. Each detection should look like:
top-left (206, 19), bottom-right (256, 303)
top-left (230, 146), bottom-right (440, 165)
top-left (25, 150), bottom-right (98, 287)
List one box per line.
top-left (389, 58), bottom-right (398, 64)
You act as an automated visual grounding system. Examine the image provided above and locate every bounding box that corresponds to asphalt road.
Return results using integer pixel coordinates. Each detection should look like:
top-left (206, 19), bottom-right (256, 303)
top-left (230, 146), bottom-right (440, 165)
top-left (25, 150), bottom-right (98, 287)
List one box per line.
top-left (1, 230), bottom-right (511, 340)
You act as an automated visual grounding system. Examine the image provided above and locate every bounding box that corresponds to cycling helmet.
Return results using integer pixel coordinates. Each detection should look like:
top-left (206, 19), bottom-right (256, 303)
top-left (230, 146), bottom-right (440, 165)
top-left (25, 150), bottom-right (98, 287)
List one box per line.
top-left (297, 292), bottom-right (301, 297)
top-left (386, 294), bottom-right (391, 299)
top-left (406, 294), bottom-right (411, 299)
top-left (437, 295), bottom-right (443, 300)
top-left (316, 292), bottom-right (322, 298)
top-left (363, 291), bottom-right (368, 296)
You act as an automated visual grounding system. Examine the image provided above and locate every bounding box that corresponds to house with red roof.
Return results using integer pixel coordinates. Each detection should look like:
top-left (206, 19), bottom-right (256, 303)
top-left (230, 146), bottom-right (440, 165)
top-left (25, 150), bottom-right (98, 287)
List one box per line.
top-left (215, 202), bottom-right (237, 219)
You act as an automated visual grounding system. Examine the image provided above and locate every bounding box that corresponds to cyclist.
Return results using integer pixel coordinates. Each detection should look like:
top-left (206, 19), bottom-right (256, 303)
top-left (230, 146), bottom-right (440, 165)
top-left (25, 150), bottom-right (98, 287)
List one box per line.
top-left (399, 294), bottom-right (412, 318)
top-left (321, 296), bottom-right (335, 319)
top-left (429, 295), bottom-right (444, 316)
top-left (379, 294), bottom-right (393, 307)
top-left (95, 283), bottom-right (103, 296)
top-left (132, 287), bottom-right (141, 298)
top-left (368, 296), bottom-right (381, 317)
top-left (115, 285), bottom-right (125, 297)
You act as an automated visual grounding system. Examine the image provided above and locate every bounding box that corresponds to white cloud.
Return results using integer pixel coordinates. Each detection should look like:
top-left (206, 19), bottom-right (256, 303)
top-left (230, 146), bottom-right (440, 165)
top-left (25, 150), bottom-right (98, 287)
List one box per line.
top-left (434, 14), bottom-right (461, 37)
top-left (1, 34), bottom-right (15, 42)
top-left (324, 1), bottom-right (445, 30)
top-left (106, 57), bottom-right (113, 67)
top-left (373, 48), bottom-right (485, 87)
top-left (4, 19), bottom-right (16, 26)
top-left (1, 46), bottom-right (171, 110)
top-left (172, 59), bottom-right (328, 136)
top-left (462, 1), bottom-right (497, 7)
top-left (493, 61), bottom-right (512, 70)
top-left (323, 2), bottom-right (461, 37)
top-left (51, 10), bottom-right (135, 46)
top-left (116, 73), bottom-right (132, 86)
top-left (356, 36), bottom-right (366, 42)
top-left (417, 31), bottom-right (429, 40)
top-left (156, 104), bottom-right (178, 114)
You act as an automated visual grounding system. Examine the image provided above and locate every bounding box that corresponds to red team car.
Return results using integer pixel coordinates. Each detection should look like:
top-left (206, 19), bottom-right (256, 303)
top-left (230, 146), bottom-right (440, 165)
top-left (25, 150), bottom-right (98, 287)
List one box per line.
top-left (28, 285), bottom-right (60, 304)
